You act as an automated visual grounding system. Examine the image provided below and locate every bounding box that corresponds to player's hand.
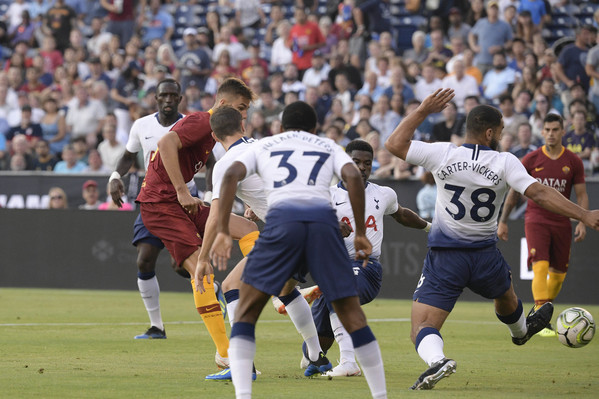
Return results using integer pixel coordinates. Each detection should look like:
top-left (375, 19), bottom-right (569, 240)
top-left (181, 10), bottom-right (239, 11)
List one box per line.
top-left (210, 232), bottom-right (232, 271)
top-left (353, 234), bottom-right (372, 268)
top-left (244, 207), bottom-right (260, 222)
top-left (497, 221), bottom-right (509, 241)
top-left (581, 209), bottom-right (599, 232)
top-left (339, 222), bottom-right (352, 238)
top-left (177, 191), bottom-right (203, 215)
top-left (109, 178), bottom-right (125, 208)
top-left (194, 259), bottom-right (214, 293)
top-left (574, 221), bottom-right (587, 242)
top-left (420, 88), bottom-right (455, 115)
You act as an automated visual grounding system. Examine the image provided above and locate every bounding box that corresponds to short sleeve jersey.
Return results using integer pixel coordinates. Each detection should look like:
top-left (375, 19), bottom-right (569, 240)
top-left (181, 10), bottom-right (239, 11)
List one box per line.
top-left (136, 111), bottom-right (215, 203)
top-left (235, 131), bottom-right (353, 210)
top-left (406, 141), bottom-right (537, 248)
top-left (212, 137), bottom-right (269, 222)
top-left (126, 112), bottom-right (185, 170)
top-left (521, 146), bottom-right (585, 226)
top-left (330, 181), bottom-right (398, 260)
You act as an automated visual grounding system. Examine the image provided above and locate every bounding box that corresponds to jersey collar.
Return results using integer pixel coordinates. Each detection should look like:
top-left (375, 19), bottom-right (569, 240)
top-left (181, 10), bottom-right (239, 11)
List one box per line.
top-left (337, 180), bottom-right (369, 191)
top-left (462, 143), bottom-right (493, 151)
top-left (542, 145), bottom-right (565, 159)
top-left (229, 136), bottom-right (254, 149)
top-left (154, 112), bottom-right (183, 125)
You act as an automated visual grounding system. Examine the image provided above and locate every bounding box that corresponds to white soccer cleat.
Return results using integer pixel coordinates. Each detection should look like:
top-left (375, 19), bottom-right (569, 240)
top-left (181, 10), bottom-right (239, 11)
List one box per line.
top-left (215, 351), bottom-right (229, 369)
top-left (272, 286), bottom-right (323, 315)
top-left (325, 361), bottom-right (362, 378)
top-left (300, 353), bottom-right (310, 369)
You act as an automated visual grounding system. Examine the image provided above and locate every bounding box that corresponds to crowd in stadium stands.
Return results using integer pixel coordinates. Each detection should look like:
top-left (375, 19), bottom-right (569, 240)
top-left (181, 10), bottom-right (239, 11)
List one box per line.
top-left (1, 0), bottom-right (599, 186)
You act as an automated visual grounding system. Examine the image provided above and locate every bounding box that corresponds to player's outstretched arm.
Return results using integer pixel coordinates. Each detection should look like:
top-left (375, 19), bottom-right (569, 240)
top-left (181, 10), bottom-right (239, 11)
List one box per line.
top-left (524, 182), bottom-right (599, 230)
top-left (390, 204), bottom-right (429, 230)
top-left (195, 200), bottom-right (220, 292)
top-left (210, 161), bottom-right (247, 270)
top-left (497, 188), bottom-right (522, 241)
top-left (385, 88), bottom-right (454, 160)
top-left (342, 162), bottom-right (372, 265)
top-left (573, 182), bottom-right (589, 242)
top-left (109, 150), bottom-right (138, 207)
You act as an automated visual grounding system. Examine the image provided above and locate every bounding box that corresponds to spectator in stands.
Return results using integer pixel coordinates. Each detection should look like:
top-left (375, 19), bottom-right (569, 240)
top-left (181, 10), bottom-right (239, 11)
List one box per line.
top-left (463, 95), bottom-right (481, 117)
top-left (176, 28), bottom-right (212, 92)
top-left (499, 131), bottom-right (514, 152)
top-left (110, 60), bottom-right (142, 134)
top-left (8, 134), bottom-right (34, 170)
top-left (356, 70), bottom-right (386, 104)
top-left (563, 110), bottom-right (597, 170)
top-left (512, 65), bottom-right (538, 101)
top-left (499, 94), bottom-right (529, 137)
top-left (288, 7), bottom-right (325, 77)
top-left (514, 89), bottom-right (533, 118)
top-left (511, 122), bottom-right (538, 159)
top-left (8, 10), bottom-right (35, 48)
top-left (469, 0), bottom-right (513, 75)
top-left (482, 51), bottom-right (518, 103)
top-left (566, 83), bottom-right (598, 129)
top-left (282, 63), bottom-right (306, 99)
top-left (318, 15), bottom-right (338, 59)
top-left (441, 59), bottom-right (479, 113)
top-left (370, 94), bottom-right (401, 147)
top-left (213, 25), bottom-right (248, 69)
top-left (325, 124), bottom-right (350, 148)
top-left (585, 30), bottom-right (599, 112)
top-left (466, 0), bottom-right (487, 29)
top-left (85, 57), bottom-right (113, 90)
top-left (43, 0), bottom-right (77, 52)
top-left (448, 7), bottom-right (471, 44)
top-left (97, 123), bottom-right (124, 171)
top-left (256, 86), bottom-right (284, 125)
top-left (54, 143), bottom-right (86, 173)
top-left (426, 29), bottom-right (453, 71)
top-left (6, 105), bottom-right (42, 144)
top-left (518, 0), bottom-right (548, 27)
top-left (403, 31), bottom-right (428, 65)
top-left (234, 0), bottom-right (266, 41)
top-left (430, 101), bottom-right (465, 145)
top-left (264, 3), bottom-right (285, 46)
top-left (446, 35), bottom-right (467, 74)
top-left (239, 39), bottom-right (269, 84)
top-left (334, 71), bottom-right (354, 116)
top-left (4, 0), bottom-right (27, 33)
top-left (302, 50), bottom-right (330, 88)
top-left (416, 171), bottom-right (436, 220)
top-left (529, 93), bottom-right (559, 141)
top-left (40, 97), bottom-right (68, 155)
top-left (87, 16), bottom-right (112, 57)
top-left (20, 67), bottom-right (47, 94)
top-left (555, 25), bottom-right (593, 92)
top-left (84, 148), bottom-right (111, 174)
top-left (79, 179), bottom-right (101, 210)
top-left (31, 139), bottom-right (58, 171)
top-left (66, 84), bottom-right (107, 148)
top-left (352, 0), bottom-right (392, 39)
top-left (535, 78), bottom-right (564, 115)
top-left (196, 27), bottom-right (213, 60)
top-left (270, 20), bottom-right (293, 71)
top-left (383, 66), bottom-right (415, 104)
top-left (140, 0), bottom-right (173, 47)
top-left (414, 64), bottom-right (443, 102)
top-left (47, 186), bottom-right (69, 209)
top-left (71, 136), bottom-right (89, 164)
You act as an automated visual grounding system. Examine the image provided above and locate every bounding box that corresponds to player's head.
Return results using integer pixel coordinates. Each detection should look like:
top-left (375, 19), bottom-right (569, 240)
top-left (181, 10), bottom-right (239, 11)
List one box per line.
top-left (281, 101), bottom-right (318, 133)
top-left (155, 79), bottom-right (182, 118)
top-left (346, 139), bottom-right (374, 184)
top-left (210, 105), bottom-right (244, 142)
top-left (465, 105), bottom-right (503, 150)
top-left (215, 77), bottom-right (257, 120)
top-left (542, 113), bottom-right (565, 148)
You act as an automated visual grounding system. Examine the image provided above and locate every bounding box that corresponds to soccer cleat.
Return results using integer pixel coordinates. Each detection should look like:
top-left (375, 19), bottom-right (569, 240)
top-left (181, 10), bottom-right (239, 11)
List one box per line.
top-left (325, 361), bottom-right (362, 378)
top-left (134, 326), bottom-right (166, 339)
top-left (205, 367), bottom-right (257, 381)
top-left (214, 280), bottom-right (227, 320)
top-left (272, 286), bottom-right (323, 315)
top-left (215, 351), bottom-right (230, 369)
top-left (536, 323), bottom-right (557, 337)
top-left (512, 302), bottom-right (554, 346)
top-left (300, 341), bottom-right (309, 369)
top-left (304, 351), bottom-right (332, 377)
top-left (410, 358), bottom-right (457, 390)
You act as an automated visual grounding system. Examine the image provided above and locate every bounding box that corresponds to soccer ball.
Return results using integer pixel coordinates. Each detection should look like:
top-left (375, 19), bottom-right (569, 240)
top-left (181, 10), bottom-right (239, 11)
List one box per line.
top-left (556, 307), bottom-right (595, 348)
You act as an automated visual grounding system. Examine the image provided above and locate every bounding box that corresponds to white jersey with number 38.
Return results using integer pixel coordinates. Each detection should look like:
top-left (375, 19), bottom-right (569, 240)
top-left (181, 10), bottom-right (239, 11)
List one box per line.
top-left (406, 141), bottom-right (537, 248)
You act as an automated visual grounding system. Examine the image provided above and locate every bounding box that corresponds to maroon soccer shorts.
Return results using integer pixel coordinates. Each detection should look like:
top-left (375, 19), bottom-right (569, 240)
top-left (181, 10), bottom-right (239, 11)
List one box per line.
top-left (140, 202), bottom-right (210, 266)
top-left (525, 222), bottom-right (572, 272)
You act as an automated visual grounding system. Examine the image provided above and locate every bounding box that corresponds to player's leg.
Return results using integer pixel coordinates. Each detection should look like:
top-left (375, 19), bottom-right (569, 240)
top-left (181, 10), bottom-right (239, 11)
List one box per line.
top-left (134, 242), bottom-right (165, 339)
top-left (525, 222), bottom-right (552, 308)
top-left (229, 282), bottom-right (271, 398)
top-left (546, 224), bottom-right (571, 304)
top-left (221, 257), bottom-right (247, 326)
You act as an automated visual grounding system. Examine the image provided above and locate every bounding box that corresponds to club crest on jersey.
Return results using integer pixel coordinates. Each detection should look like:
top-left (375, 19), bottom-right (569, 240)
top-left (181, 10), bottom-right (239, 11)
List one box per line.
top-left (194, 160), bottom-right (205, 173)
top-left (562, 166), bottom-right (570, 175)
top-left (374, 198), bottom-right (379, 209)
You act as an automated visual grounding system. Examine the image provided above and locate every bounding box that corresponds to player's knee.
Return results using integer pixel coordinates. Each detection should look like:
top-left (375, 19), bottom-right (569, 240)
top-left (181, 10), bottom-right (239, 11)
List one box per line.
top-left (222, 274), bottom-right (240, 291)
top-left (137, 254), bottom-right (157, 273)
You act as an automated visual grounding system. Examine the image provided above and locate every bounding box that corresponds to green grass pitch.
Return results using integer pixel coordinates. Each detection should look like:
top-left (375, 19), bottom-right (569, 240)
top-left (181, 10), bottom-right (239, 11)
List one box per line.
top-left (0, 288), bottom-right (597, 398)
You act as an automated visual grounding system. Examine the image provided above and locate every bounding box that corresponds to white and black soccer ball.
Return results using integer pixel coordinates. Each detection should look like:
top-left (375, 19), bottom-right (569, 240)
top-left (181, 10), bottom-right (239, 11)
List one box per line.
top-left (556, 307), bottom-right (595, 348)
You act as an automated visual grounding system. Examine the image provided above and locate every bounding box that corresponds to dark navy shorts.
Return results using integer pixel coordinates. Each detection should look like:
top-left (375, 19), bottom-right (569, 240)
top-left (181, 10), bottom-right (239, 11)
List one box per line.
top-left (312, 259), bottom-right (383, 338)
top-left (413, 246), bottom-right (513, 312)
top-left (242, 206), bottom-right (357, 302)
top-left (132, 213), bottom-right (164, 249)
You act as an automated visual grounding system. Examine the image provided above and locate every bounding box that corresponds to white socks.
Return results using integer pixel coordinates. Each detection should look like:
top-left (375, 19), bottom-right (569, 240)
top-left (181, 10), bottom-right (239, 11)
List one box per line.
top-left (227, 299), bottom-right (238, 327)
top-left (417, 333), bottom-right (445, 366)
top-left (354, 340), bottom-right (387, 399)
top-left (229, 336), bottom-right (255, 399)
top-left (330, 312), bottom-right (356, 363)
top-left (285, 294), bottom-right (322, 361)
top-left (137, 276), bottom-right (163, 330)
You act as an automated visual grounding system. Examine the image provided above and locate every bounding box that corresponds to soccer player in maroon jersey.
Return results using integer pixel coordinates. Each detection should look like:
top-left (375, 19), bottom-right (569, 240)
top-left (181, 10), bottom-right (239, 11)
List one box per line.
top-left (136, 78), bottom-right (258, 370)
top-left (499, 113), bottom-right (589, 336)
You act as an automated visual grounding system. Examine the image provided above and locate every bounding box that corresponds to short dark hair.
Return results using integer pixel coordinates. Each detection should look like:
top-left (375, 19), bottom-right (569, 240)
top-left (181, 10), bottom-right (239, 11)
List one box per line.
top-left (156, 78), bottom-right (181, 94)
top-left (464, 95), bottom-right (480, 104)
top-left (216, 77), bottom-right (257, 103)
top-left (210, 105), bottom-right (243, 141)
top-left (499, 94), bottom-right (513, 104)
top-left (543, 113), bottom-right (563, 128)
top-left (281, 101), bottom-right (318, 132)
top-left (345, 139), bottom-right (373, 155)
top-left (466, 105), bottom-right (502, 136)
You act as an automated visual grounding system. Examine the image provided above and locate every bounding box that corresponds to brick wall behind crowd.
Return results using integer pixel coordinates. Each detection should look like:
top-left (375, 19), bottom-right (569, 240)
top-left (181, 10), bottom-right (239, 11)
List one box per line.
top-left (1, 174), bottom-right (598, 304)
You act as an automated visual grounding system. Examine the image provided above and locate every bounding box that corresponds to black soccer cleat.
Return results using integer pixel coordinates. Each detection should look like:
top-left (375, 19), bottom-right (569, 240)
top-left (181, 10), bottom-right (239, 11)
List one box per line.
top-left (304, 351), bottom-right (332, 377)
top-left (512, 302), bottom-right (554, 345)
top-left (410, 358), bottom-right (457, 390)
top-left (134, 326), bottom-right (166, 339)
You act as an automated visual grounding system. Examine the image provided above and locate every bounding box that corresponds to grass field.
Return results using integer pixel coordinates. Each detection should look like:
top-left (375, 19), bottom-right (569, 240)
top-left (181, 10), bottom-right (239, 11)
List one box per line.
top-left (0, 288), bottom-right (597, 398)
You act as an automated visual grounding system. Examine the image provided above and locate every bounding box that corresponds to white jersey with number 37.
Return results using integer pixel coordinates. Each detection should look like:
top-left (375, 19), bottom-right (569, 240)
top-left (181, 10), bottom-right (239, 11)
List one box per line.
top-left (235, 131), bottom-right (353, 210)
top-left (406, 141), bottom-right (537, 248)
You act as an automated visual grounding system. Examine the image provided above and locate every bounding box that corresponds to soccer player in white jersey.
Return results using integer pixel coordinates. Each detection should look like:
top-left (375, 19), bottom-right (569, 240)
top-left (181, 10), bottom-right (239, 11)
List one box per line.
top-left (207, 101), bottom-right (387, 399)
top-left (305, 139), bottom-right (430, 378)
top-left (109, 79), bottom-right (187, 340)
top-left (198, 105), bottom-right (332, 380)
top-left (385, 88), bottom-right (599, 390)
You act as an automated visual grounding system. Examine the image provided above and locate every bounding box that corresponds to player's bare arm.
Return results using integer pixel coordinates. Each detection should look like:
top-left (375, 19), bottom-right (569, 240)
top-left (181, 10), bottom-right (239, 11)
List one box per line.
top-left (573, 182), bottom-right (589, 242)
top-left (194, 199), bottom-right (219, 292)
top-left (524, 182), bottom-right (599, 230)
top-left (204, 152), bottom-right (217, 202)
top-left (341, 162), bottom-right (372, 265)
top-left (390, 204), bottom-right (428, 230)
top-left (497, 188), bottom-right (522, 241)
top-left (210, 161), bottom-right (248, 270)
top-left (385, 88), bottom-right (455, 160)
top-left (109, 150), bottom-right (138, 207)
top-left (158, 131), bottom-right (203, 215)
